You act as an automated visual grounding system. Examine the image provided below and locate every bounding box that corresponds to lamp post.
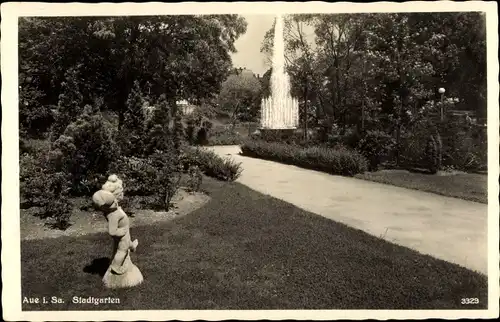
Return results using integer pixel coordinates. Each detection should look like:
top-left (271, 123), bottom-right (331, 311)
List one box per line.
top-left (438, 87), bottom-right (445, 121)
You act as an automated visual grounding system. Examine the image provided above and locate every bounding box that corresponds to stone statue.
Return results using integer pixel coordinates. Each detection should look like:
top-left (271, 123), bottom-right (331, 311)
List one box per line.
top-left (92, 177), bottom-right (143, 289)
top-left (102, 174), bottom-right (124, 202)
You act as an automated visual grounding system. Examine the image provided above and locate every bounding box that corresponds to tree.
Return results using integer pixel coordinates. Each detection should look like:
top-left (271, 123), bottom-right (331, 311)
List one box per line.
top-left (409, 12), bottom-right (486, 119)
top-left (51, 68), bottom-right (85, 139)
top-left (218, 72), bottom-right (262, 124)
top-left (49, 105), bottom-right (118, 195)
top-left (119, 81), bottom-right (148, 156)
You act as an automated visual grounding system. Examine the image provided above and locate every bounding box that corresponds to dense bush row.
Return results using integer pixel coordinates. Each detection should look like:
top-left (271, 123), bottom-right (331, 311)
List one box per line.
top-left (180, 147), bottom-right (242, 182)
top-left (308, 115), bottom-right (487, 173)
top-left (240, 140), bottom-right (368, 176)
top-left (205, 129), bottom-right (245, 146)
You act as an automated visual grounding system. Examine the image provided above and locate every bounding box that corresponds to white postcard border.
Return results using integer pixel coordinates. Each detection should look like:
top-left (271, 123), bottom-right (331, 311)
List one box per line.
top-left (2, 1), bottom-right (498, 320)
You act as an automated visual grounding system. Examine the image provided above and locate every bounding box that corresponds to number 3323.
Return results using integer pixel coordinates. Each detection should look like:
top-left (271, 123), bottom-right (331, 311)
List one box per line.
top-left (461, 298), bottom-right (479, 304)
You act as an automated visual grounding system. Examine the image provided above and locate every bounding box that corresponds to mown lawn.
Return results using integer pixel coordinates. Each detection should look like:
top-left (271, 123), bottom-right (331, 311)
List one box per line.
top-left (22, 177), bottom-right (487, 310)
top-left (356, 170), bottom-right (487, 204)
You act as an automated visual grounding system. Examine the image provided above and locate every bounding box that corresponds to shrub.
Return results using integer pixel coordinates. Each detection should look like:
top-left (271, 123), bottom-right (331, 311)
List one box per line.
top-left (19, 83), bottom-right (53, 137)
top-left (118, 81), bottom-right (147, 156)
top-left (400, 119), bottom-right (434, 170)
top-left (340, 128), bottom-right (363, 149)
top-left (20, 141), bottom-right (72, 229)
top-left (206, 129), bottom-right (244, 146)
top-left (401, 117), bottom-right (486, 173)
top-left (20, 160), bottom-right (72, 229)
top-left (50, 106), bottom-right (118, 196)
top-left (19, 138), bottom-right (51, 155)
top-left (44, 195), bottom-right (73, 230)
top-left (180, 147), bottom-right (242, 182)
top-left (185, 117), bottom-right (213, 146)
top-left (257, 129), bottom-right (304, 145)
top-left (51, 68), bottom-right (84, 138)
top-left (143, 95), bottom-right (179, 156)
top-left (150, 151), bottom-right (182, 211)
top-left (357, 130), bottom-right (396, 171)
top-left (41, 171), bottom-right (72, 230)
top-left (20, 152), bottom-right (50, 208)
top-left (439, 121), bottom-right (487, 172)
top-left (109, 149), bottom-right (181, 211)
top-left (240, 140), bottom-right (368, 176)
top-left (425, 133), bottom-right (443, 174)
top-left (186, 165), bottom-right (203, 192)
top-left (109, 156), bottom-right (158, 196)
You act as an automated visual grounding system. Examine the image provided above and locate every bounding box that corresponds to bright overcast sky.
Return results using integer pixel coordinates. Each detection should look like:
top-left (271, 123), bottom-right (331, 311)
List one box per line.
top-left (230, 15), bottom-right (275, 76)
top-left (230, 14), bottom-right (316, 76)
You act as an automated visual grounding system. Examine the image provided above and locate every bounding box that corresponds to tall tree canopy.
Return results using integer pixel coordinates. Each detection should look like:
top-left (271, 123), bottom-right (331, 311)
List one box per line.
top-left (19, 15), bottom-right (247, 135)
top-left (218, 71), bottom-right (263, 123)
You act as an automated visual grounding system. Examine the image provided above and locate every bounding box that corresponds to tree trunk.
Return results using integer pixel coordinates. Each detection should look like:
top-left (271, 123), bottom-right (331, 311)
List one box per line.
top-left (303, 80), bottom-right (309, 141)
top-left (167, 96), bottom-right (181, 152)
top-left (395, 119), bottom-right (401, 166)
top-left (117, 86), bottom-right (129, 131)
top-left (335, 59), bottom-right (341, 117)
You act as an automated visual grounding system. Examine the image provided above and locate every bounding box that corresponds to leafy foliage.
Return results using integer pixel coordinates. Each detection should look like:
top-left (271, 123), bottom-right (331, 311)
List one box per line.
top-left (19, 84), bottom-right (54, 138)
top-left (119, 80), bottom-right (148, 156)
top-left (50, 106), bottom-right (118, 195)
top-left (187, 165), bottom-right (203, 192)
top-left (20, 156), bottom-right (73, 229)
top-left (19, 15), bottom-right (247, 133)
top-left (184, 108), bottom-right (213, 145)
top-left (143, 95), bottom-right (175, 156)
top-left (109, 152), bottom-right (181, 211)
top-left (19, 15), bottom-right (249, 228)
top-left (425, 133), bottom-right (443, 174)
top-left (109, 156), bottom-right (159, 196)
top-left (218, 71), bottom-right (262, 124)
top-left (260, 12), bottom-right (486, 172)
top-left (51, 68), bottom-right (85, 138)
top-left (357, 130), bottom-right (396, 171)
top-left (206, 129), bottom-right (245, 146)
top-left (438, 120), bottom-right (486, 172)
top-left (150, 151), bottom-right (182, 211)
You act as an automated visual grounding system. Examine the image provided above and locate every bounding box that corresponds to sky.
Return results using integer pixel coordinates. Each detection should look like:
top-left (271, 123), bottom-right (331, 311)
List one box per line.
top-left (230, 15), bottom-right (275, 76)
top-left (230, 15), bottom-right (316, 76)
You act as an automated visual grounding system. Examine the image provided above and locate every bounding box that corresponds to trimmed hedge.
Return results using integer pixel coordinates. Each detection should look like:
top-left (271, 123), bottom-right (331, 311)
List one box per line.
top-left (240, 140), bottom-right (368, 176)
top-left (206, 131), bottom-right (244, 146)
top-left (180, 147), bottom-right (242, 182)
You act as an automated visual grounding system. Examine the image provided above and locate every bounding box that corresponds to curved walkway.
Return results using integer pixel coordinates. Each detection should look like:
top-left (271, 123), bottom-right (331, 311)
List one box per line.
top-left (208, 145), bottom-right (488, 275)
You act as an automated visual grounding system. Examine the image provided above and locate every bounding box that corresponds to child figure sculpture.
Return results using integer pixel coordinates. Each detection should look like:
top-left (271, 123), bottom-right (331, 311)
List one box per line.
top-left (102, 174), bottom-right (124, 202)
top-left (92, 175), bottom-right (143, 288)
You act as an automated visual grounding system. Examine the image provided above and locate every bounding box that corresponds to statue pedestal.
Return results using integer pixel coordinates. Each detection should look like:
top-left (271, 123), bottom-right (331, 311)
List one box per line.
top-left (102, 254), bottom-right (143, 289)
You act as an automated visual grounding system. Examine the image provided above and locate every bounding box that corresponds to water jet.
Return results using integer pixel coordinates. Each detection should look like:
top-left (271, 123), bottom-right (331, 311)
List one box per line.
top-left (260, 14), bottom-right (299, 139)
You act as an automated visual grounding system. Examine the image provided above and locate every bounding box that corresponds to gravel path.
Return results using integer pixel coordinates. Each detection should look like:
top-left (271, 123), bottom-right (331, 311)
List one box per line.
top-left (208, 145), bottom-right (488, 275)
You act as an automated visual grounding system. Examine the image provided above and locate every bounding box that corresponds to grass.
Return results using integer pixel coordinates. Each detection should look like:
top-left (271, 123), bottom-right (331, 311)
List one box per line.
top-left (22, 177), bottom-right (487, 310)
top-left (356, 170), bottom-right (487, 204)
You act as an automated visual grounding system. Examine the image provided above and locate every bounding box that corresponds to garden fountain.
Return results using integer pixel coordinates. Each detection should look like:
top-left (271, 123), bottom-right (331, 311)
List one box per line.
top-left (260, 14), bottom-right (299, 135)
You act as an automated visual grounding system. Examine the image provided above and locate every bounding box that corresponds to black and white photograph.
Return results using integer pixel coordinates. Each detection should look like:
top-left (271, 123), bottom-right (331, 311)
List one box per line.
top-left (2, 1), bottom-right (499, 320)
